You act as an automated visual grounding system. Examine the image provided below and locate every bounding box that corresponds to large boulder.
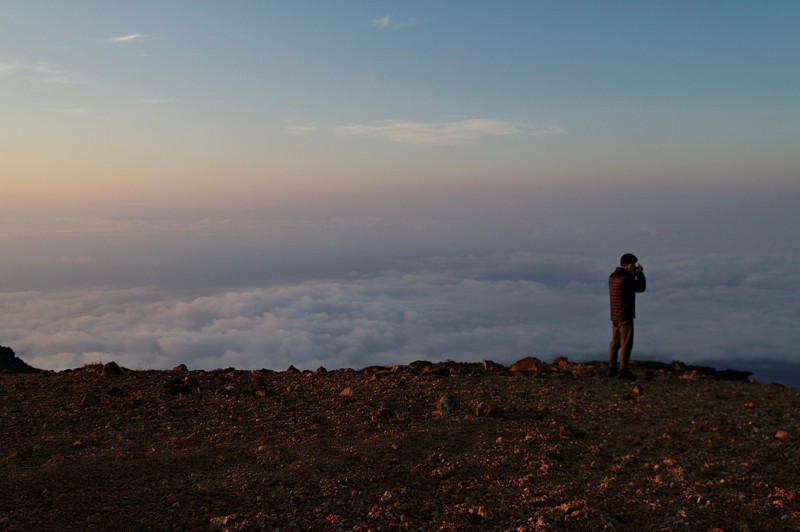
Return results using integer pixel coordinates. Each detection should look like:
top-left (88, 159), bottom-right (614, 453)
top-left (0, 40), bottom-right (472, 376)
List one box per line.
top-left (508, 356), bottom-right (545, 375)
top-left (0, 345), bottom-right (42, 374)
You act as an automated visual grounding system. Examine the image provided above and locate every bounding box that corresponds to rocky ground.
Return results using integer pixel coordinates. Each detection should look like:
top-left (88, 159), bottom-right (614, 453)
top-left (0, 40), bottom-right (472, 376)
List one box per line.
top-left (1, 356), bottom-right (798, 531)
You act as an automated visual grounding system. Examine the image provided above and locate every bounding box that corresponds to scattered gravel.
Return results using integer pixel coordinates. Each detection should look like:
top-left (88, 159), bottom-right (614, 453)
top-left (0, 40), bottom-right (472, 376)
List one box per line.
top-left (1, 358), bottom-right (798, 530)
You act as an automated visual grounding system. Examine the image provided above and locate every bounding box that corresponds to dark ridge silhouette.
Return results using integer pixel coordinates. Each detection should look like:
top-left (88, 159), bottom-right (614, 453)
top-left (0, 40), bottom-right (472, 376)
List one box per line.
top-left (0, 344), bottom-right (760, 383)
top-left (0, 345), bottom-right (41, 374)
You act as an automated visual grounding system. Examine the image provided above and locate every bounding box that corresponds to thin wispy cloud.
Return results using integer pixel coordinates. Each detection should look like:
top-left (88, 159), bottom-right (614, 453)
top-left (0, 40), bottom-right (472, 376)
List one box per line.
top-left (372, 15), bottom-right (391, 28)
top-left (332, 119), bottom-right (562, 145)
top-left (137, 98), bottom-right (172, 105)
top-left (48, 108), bottom-right (89, 116)
top-left (395, 18), bottom-right (417, 29)
top-left (371, 15), bottom-right (417, 29)
top-left (106, 33), bottom-right (146, 44)
top-left (285, 123), bottom-right (321, 135)
top-left (0, 60), bottom-right (74, 84)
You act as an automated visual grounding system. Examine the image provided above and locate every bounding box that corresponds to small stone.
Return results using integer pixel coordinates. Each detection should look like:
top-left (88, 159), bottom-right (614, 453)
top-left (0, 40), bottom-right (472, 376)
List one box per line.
top-left (210, 515), bottom-right (236, 527)
top-left (340, 387), bottom-right (354, 397)
top-left (468, 505), bottom-right (490, 518)
top-left (475, 402), bottom-right (494, 417)
top-left (437, 394), bottom-right (459, 413)
top-left (102, 361), bottom-right (126, 376)
top-left (552, 356), bottom-right (572, 371)
top-left (775, 430), bottom-right (789, 440)
top-left (172, 364), bottom-right (188, 372)
top-left (482, 359), bottom-right (503, 372)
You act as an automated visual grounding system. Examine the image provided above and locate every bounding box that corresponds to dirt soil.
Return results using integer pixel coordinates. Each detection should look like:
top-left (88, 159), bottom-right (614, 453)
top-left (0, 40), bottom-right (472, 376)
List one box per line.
top-left (1, 359), bottom-right (799, 531)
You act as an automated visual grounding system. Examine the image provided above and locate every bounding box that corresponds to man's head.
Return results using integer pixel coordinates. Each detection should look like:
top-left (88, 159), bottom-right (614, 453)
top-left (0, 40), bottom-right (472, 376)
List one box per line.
top-left (620, 253), bottom-right (638, 270)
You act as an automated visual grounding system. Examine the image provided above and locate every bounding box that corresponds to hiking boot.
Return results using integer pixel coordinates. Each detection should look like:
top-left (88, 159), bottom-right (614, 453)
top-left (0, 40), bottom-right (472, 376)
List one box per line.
top-left (618, 368), bottom-right (636, 380)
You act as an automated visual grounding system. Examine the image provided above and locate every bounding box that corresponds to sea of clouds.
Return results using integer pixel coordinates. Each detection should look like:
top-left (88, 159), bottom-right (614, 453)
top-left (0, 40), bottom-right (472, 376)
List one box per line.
top-left (1, 185), bottom-right (799, 385)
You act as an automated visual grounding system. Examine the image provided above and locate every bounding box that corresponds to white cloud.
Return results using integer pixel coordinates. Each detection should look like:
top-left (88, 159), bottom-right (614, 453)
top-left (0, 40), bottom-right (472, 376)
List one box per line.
top-left (106, 33), bottom-right (146, 44)
top-left (333, 118), bottom-right (561, 145)
top-left (1, 264), bottom-right (596, 372)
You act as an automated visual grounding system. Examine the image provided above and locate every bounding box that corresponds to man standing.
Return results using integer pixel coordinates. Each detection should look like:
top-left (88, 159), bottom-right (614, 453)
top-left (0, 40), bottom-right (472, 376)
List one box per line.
top-left (608, 253), bottom-right (646, 379)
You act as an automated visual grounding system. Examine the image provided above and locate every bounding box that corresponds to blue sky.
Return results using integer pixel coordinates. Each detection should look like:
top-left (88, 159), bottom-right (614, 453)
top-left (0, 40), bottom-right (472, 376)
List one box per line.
top-left (2, 2), bottom-right (800, 383)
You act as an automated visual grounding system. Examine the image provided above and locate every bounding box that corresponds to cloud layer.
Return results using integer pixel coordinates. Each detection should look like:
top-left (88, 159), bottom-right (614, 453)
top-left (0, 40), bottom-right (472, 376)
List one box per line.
top-left (2, 250), bottom-right (797, 383)
top-left (0, 256), bottom-right (598, 372)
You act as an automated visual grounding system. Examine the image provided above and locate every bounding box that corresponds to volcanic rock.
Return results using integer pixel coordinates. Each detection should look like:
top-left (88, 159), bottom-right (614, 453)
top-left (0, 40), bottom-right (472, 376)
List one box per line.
top-left (508, 356), bottom-right (544, 375)
top-left (437, 394), bottom-right (459, 413)
top-left (101, 361), bottom-right (127, 376)
top-left (482, 359), bottom-right (504, 373)
top-left (0, 345), bottom-right (40, 374)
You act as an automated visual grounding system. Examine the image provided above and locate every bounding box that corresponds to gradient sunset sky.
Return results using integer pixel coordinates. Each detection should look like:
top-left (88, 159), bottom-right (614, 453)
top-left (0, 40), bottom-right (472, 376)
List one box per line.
top-left (3, 1), bottom-right (798, 211)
